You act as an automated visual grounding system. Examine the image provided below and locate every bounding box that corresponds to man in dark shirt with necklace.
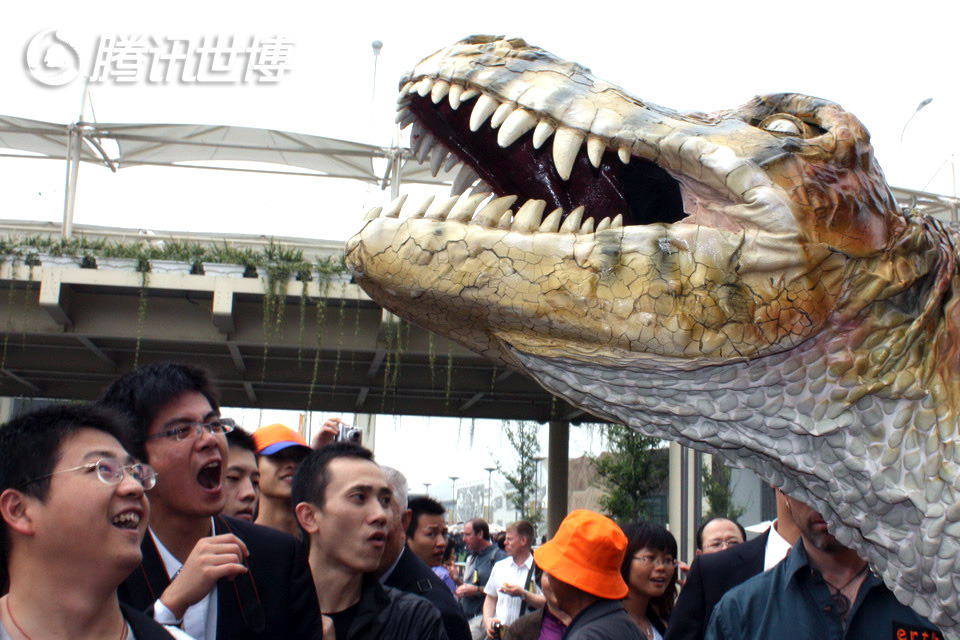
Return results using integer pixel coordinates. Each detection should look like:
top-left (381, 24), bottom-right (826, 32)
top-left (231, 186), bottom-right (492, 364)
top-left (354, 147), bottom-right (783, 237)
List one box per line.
top-left (706, 494), bottom-right (942, 640)
top-left (292, 442), bottom-right (448, 640)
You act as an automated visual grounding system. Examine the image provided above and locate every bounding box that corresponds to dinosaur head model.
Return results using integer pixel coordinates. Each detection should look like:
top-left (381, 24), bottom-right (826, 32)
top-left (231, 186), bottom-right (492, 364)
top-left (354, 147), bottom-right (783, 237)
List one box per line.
top-left (346, 36), bottom-right (960, 632)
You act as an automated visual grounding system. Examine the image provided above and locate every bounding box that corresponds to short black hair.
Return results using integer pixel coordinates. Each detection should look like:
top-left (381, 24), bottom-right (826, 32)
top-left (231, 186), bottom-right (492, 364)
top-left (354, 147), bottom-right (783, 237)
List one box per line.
top-left (0, 403), bottom-right (133, 585)
top-left (621, 521), bottom-right (679, 623)
top-left (467, 517), bottom-right (491, 541)
top-left (96, 361), bottom-right (220, 461)
top-left (406, 496), bottom-right (445, 539)
top-left (291, 442), bottom-right (374, 511)
top-left (226, 427), bottom-right (257, 456)
top-left (695, 516), bottom-right (746, 551)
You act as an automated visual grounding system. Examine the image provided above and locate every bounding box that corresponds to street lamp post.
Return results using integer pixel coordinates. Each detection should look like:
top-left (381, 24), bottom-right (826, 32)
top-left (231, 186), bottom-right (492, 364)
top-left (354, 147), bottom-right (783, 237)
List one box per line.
top-left (424, 482), bottom-right (431, 495)
top-left (449, 476), bottom-right (460, 522)
top-left (899, 97), bottom-right (934, 185)
top-left (484, 467), bottom-right (496, 523)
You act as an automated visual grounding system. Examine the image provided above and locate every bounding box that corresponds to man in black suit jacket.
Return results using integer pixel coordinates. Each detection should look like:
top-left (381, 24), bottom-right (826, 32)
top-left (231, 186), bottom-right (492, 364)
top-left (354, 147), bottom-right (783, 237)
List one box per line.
top-left (380, 467), bottom-right (471, 640)
top-left (384, 544), bottom-right (472, 640)
top-left (99, 362), bottom-right (322, 640)
top-left (119, 514), bottom-right (321, 639)
top-left (665, 491), bottom-right (798, 640)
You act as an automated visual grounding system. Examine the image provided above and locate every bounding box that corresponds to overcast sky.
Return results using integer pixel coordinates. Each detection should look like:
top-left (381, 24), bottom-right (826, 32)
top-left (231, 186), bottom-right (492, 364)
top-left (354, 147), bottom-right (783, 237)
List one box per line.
top-left (1, 0), bottom-right (956, 495)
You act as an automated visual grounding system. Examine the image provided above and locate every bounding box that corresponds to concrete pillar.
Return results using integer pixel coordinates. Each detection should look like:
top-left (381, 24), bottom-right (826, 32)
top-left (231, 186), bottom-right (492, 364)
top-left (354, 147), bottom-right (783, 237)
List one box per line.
top-left (353, 413), bottom-right (376, 451)
top-left (0, 397), bottom-right (14, 424)
top-left (669, 442), bottom-right (699, 563)
top-left (546, 419), bottom-right (569, 538)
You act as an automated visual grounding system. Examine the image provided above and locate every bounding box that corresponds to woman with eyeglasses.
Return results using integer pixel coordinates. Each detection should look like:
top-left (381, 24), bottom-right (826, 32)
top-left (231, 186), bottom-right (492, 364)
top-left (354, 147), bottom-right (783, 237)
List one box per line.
top-left (620, 522), bottom-right (679, 640)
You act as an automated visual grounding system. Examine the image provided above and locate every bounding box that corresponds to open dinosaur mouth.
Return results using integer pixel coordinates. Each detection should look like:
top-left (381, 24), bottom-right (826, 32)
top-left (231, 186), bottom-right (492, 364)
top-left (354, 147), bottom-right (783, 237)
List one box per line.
top-left (399, 82), bottom-right (686, 228)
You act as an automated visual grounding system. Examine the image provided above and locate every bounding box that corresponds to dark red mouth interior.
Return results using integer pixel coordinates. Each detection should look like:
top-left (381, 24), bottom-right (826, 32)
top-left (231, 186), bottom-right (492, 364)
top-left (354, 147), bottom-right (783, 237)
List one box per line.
top-left (406, 94), bottom-right (686, 227)
top-left (198, 463), bottom-right (221, 489)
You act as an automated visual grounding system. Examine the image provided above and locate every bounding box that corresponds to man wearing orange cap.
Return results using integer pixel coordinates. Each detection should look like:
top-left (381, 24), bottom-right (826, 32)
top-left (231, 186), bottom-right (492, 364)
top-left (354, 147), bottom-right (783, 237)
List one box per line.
top-left (253, 424), bottom-right (312, 537)
top-left (533, 510), bottom-right (644, 640)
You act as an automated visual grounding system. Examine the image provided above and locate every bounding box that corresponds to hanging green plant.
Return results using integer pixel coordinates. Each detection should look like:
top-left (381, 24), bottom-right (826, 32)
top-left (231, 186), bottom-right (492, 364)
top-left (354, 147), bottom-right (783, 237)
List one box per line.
top-left (331, 297), bottom-right (346, 395)
top-left (445, 349), bottom-right (455, 410)
top-left (133, 257), bottom-right (151, 368)
top-left (305, 294), bottom-right (327, 411)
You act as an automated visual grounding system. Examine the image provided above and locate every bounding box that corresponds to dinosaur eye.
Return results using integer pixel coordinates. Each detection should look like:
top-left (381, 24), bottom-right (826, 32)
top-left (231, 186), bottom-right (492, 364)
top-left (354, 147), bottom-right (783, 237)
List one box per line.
top-left (758, 114), bottom-right (805, 136)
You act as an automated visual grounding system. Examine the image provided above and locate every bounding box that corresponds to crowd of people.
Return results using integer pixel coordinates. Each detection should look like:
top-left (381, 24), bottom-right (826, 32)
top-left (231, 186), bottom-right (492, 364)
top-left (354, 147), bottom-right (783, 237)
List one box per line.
top-left (0, 360), bottom-right (945, 639)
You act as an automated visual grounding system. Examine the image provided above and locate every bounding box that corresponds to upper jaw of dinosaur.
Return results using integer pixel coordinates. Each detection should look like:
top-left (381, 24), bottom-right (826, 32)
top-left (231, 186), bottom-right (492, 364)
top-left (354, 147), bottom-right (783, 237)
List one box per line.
top-left (345, 35), bottom-right (896, 367)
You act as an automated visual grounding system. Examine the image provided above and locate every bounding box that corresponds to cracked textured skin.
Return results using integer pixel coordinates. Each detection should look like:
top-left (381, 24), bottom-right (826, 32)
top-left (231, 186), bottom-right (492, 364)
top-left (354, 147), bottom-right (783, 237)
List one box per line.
top-left (345, 36), bottom-right (960, 634)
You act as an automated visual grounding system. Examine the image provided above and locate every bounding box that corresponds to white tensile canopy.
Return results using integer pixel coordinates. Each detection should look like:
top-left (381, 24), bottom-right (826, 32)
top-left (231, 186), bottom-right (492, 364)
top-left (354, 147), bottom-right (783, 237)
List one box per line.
top-left (0, 114), bottom-right (456, 235)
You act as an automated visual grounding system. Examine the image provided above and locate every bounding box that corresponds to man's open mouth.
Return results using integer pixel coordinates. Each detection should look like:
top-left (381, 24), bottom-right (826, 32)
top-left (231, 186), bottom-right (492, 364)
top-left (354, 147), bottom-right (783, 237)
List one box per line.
top-left (368, 531), bottom-right (386, 547)
top-left (399, 80), bottom-right (687, 229)
top-left (197, 461), bottom-right (222, 490)
top-left (112, 510), bottom-right (142, 530)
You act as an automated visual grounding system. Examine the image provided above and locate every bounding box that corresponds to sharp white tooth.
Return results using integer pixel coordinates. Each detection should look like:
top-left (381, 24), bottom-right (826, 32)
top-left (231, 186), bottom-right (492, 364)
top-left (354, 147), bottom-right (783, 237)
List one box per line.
top-left (559, 206), bottom-right (585, 232)
top-left (469, 95), bottom-right (499, 132)
top-left (408, 195), bottom-right (435, 218)
top-left (400, 81), bottom-right (414, 95)
top-left (427, 196), bottom-right (460, 220)
top-left (431, 80), bottom-right (450, 104)
top-left (448, 193), bottom-right (489, 222)
top-left (397, 111), bottom-right (416, 129)
top-left (497, 211), bottom-right (513, 229)
top-left (618, 146), bottom-right (632, 164)
top-left (430, 145), bottom-right (449, 177)
top-left (512, 199), bottom-right (547, 232)
top-left (410, 122), bottom-right (426, 153)
top-left (448, 84), bottom-right (464, 110)
top-left (532, 120), bottom-right (555, 149)
top-left (460, 88), bottom-right (479, 102)
top-left (497, 109), bottom-right (537, 148)
top-left (395, 107), bottom-right (411, 124)
top-left (383, 194), bottom-right (408, 219)
top-left (469, 181), bottom-right (493, 195)
top-left (552, 128), bottom-right (584, 181)
top-left (417, 78), bottom-right (434, 97)
top-left (474, 195), bottom-right (518, 227)
top-left (539, 208), bottom-right (563, 232)
top-left (611, 213), bottom-right (623, 229)
top-left (595, 217), bottom-right (611, 232)
top-left (443, 153), bottom-right (460, 173)
top-left (416, 134), bottom-right (435, 163)
top-left (490, 104), bottom-right (513, 129)
top-left (579, 217), bottom-right (595, 234)
top-left (452, 164), bottom-right (479, 195)
top-left (363, 206), bottom-right (383, 222)
top-left (587, 135), bottom-right (606, 168)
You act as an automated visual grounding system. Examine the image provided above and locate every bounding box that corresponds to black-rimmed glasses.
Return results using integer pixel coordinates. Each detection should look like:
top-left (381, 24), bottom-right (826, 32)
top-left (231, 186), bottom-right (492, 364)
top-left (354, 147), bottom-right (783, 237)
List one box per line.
top-left (20, 458), bottom-right (157, 490)
top-left (145, 418), bottom-right (235, 442)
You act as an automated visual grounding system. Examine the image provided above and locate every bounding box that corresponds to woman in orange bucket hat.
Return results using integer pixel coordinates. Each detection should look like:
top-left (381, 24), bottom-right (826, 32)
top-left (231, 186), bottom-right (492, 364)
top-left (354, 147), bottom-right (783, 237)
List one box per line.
top-left (532, 510), bottom-right (644, 640)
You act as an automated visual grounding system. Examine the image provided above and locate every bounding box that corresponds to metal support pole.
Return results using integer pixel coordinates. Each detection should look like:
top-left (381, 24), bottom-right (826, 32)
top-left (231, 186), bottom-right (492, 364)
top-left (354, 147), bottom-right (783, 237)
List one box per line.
top-left (546, 420), bottom-right (569, 538)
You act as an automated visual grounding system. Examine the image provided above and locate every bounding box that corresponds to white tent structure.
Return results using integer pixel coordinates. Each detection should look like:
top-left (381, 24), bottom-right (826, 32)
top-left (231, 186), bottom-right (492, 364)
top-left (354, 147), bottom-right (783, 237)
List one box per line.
top-left (0, 113), bottom-right (457, 236)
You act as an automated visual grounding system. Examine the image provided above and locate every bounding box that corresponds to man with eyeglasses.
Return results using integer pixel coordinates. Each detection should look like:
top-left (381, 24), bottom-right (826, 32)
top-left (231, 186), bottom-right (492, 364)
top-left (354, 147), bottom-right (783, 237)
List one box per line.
top-left (695, 518), bottom-right (745, 556)
top-left (0, 403), bottom-right (194, 639)
top-left (100, 361), bottom-right (322, 640)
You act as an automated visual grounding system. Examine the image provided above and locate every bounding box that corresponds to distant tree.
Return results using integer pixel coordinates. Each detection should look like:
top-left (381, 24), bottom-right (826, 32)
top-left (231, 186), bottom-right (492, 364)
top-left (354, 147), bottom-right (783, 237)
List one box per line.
top-left (591, 423), bottom-right (668, 522)
top-left (702, 456), bottom-right (745, 521)
top-left (496, 421), bottom-right (544, 530)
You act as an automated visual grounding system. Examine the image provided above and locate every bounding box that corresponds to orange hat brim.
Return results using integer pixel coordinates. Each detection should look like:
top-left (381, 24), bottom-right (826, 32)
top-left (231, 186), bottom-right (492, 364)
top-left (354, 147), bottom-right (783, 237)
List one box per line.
top-left (534, 539), bottom-right (629, 600)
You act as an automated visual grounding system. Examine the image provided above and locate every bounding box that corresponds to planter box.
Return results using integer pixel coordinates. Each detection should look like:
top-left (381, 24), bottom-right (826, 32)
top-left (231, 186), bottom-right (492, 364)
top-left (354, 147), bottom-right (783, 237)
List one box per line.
top-left (38, 254), bottom-right (83, 268)
top-left (201, 262), bottom-right (247, 278)
top-left (150, 259), bottom-right (193, 275)
top-left (96, 257), bottom-right (138, 271)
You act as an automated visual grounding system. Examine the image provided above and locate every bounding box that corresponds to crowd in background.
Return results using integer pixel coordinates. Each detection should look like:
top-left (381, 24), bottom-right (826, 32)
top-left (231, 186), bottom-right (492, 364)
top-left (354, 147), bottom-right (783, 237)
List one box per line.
top-left (0, 360), bottom-right (944, 640)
